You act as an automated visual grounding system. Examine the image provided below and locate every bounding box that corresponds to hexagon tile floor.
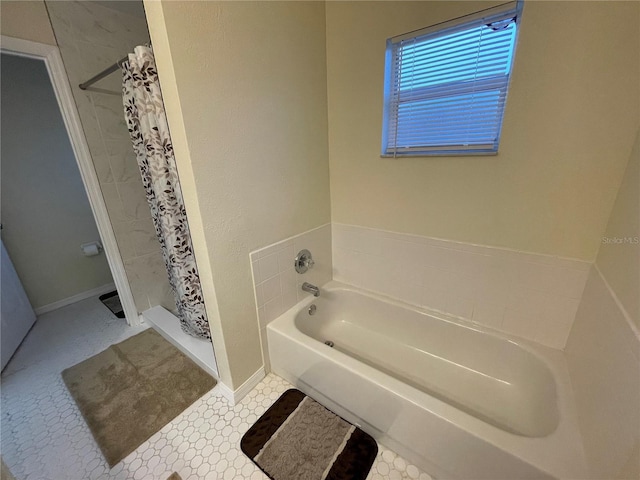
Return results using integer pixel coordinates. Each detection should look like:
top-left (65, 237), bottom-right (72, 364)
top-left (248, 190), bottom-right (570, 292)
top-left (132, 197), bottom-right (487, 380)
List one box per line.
top-left (1, 296), bottom-right (434, 480)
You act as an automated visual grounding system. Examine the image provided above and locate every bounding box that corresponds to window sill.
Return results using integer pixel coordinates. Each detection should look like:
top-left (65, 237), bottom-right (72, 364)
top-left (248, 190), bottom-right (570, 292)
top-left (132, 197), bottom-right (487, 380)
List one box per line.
top-left (380, 151), bottom-right (498, 158)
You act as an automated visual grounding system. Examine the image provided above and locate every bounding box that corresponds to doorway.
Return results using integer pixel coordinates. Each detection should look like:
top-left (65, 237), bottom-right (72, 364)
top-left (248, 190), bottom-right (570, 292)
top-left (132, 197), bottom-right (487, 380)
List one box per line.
top-left (0, 36), bottom-right (139, 328)
top-left (2, 52), bottom-right (117, 306)
top-left (0, 51), bottom-right (124, 367)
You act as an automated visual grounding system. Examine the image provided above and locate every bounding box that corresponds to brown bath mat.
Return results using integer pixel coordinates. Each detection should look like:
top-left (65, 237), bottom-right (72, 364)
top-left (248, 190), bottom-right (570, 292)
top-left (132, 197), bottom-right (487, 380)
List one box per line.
top-left (62, 328), bottom-right (216, 467)
top-left (241, 389), bottom-right (377, 480)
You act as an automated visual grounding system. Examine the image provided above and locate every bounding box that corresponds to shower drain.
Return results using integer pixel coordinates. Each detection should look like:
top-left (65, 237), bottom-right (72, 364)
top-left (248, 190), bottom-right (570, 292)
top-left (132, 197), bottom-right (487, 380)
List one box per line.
top-left (324, 340), bottom-right (334, 348)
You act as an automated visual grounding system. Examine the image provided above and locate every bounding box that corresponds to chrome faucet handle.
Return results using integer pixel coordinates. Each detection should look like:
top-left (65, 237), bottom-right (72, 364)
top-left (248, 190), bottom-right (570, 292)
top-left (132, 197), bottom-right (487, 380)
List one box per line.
top-left (295, 249), bottom-right (314, 274)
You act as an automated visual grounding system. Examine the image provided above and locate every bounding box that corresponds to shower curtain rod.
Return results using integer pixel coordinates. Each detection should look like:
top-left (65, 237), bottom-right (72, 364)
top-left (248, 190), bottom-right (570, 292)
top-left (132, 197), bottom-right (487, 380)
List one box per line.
top-left (79, 54), bottom-right (129, 91)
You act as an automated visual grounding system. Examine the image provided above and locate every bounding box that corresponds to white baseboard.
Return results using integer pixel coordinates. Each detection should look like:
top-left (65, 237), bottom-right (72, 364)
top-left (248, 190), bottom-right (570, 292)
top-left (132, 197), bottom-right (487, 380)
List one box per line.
top-left (216, 383), bottom-right (235, 404)
top-left (35, 283), bottom-right (116, 316)
top-left (216, 366), bottom-right (266, 406)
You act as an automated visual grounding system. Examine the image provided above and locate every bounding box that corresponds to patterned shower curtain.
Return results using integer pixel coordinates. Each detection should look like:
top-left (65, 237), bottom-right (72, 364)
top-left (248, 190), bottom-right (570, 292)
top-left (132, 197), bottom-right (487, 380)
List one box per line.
top-left (121, 46), bottom-right (211, 340)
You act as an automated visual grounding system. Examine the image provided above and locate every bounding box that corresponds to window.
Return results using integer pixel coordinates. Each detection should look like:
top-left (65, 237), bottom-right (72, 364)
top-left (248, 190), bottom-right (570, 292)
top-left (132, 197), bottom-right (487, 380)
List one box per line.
top-left (382, 1), bottom-right (522, 156)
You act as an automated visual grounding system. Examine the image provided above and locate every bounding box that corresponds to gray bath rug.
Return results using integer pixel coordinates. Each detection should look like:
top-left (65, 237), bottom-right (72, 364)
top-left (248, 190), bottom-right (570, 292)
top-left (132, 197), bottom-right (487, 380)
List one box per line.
top-left (240, 389), bottom-right (377, 480)
top-left (62, 328), bottom-right (216, 467)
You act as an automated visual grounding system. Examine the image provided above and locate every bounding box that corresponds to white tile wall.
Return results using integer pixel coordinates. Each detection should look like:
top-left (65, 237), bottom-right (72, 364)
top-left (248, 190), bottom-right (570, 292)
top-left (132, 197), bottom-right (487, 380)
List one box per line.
top-left (332, 223), bottom-right (590, 349)
top-left (251, 222), bottom-right (589, 351)
top-left (250, 224), bottom-right (332, 369)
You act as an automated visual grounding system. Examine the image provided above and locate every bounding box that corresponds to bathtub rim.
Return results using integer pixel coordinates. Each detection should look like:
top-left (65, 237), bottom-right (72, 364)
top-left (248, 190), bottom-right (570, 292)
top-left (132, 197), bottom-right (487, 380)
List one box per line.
top-left (267, 280), bottom-right (588, 479)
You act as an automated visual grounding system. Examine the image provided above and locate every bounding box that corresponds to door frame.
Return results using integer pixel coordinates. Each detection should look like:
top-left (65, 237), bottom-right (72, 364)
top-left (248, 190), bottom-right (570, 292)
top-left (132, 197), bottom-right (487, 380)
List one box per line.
top-left (1, 35), bottom-right (140, 326)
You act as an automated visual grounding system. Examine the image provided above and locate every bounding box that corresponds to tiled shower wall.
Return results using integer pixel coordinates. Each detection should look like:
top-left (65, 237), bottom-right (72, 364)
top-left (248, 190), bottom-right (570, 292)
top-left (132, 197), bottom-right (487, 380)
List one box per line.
top-left (46, 1), bottom-right (174, 313)
top-left (332, 223), bottom-right (591, 349)
top-left (250, 224), bottom-right (332, 369)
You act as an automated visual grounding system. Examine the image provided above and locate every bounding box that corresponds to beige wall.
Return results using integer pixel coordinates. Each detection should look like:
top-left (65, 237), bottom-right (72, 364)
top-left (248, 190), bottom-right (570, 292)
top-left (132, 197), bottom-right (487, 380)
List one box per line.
top-left (1, 53), bottom-right (113, 309)
top-left (145, 1), bottom-right (331, 388)
top-left (45, 1), bottom-right (174, 314)
top-left (326, 1), bottom-right (639, 261)
top-left (596, 130), bottom-right (640, 328)
top-left (0, 1), bottom-right (56, 45)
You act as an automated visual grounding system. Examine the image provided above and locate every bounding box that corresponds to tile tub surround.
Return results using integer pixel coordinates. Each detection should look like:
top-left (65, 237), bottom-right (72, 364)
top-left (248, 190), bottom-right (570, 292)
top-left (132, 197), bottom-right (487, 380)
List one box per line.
top-left (332, 223), bottom-right (591, 349)
top-left (565, 267), bottom-right (640, 479)
top-left (250, 224), bottom-right (332, 369)
top-left (46, 1), bottom-right (175, 314)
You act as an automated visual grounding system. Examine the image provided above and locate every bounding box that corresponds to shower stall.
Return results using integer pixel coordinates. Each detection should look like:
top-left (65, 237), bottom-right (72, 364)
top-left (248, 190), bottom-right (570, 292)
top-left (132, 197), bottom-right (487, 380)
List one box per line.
top-left (45, 0), bottom-right (217, 376)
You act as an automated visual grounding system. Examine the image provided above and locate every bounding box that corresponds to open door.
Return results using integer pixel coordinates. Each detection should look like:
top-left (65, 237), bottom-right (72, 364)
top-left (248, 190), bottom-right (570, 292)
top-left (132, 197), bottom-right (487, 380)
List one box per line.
top-left (1, 239), bottom-right (36, 370)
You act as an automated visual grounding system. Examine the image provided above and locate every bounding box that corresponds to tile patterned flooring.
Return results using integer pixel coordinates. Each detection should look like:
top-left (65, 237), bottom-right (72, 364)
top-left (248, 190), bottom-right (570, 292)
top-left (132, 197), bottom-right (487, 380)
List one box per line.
top-left (1, 296), bottom-right (433, 480)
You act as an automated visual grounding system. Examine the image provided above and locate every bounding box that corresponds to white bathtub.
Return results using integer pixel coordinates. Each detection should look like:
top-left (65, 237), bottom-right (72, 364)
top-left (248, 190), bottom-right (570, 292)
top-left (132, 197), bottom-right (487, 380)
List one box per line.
top-left (267, 281), bottom-right (587, 479)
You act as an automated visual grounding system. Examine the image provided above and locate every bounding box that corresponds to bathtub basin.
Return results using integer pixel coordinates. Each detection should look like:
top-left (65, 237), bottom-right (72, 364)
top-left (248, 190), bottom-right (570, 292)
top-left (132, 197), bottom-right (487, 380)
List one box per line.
top-left (267, 281), bottom-right (587, 479)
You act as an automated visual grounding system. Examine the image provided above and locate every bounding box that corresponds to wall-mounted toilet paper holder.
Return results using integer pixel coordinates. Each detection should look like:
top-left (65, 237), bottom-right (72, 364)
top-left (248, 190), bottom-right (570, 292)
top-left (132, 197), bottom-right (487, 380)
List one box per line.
top-left (81, 241), bottom-right (103, 257)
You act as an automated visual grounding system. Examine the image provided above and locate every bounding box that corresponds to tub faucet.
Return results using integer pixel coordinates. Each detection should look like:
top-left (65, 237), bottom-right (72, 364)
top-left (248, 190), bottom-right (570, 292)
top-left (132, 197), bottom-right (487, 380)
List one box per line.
top-left (301, 282), bottom-right (320, 297)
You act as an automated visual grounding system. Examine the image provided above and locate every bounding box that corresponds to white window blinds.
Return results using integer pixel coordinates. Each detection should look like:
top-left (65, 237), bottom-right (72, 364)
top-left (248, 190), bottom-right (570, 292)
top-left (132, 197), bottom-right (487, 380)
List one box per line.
top-left (382, 1), bottom-right (522, 156)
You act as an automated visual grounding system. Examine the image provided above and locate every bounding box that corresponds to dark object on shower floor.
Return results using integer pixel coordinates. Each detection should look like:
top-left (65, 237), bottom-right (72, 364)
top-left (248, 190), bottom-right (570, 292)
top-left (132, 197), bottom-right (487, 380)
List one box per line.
top-left (98, 290), bottom-right (125, 318)
top-left (241, 389), bottom-right (378, 480)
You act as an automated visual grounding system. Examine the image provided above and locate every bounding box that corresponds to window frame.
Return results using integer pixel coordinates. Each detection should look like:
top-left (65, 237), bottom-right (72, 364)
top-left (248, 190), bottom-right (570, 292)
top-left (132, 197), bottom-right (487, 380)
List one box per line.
top-left (381, 1), bottom-right (523, 158)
